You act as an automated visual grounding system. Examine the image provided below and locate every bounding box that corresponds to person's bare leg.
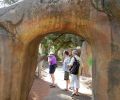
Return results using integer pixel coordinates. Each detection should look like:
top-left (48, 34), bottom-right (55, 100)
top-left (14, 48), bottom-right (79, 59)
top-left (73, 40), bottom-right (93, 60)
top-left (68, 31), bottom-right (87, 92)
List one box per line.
top-left (66, 80), bottom-right (70, 90)
top-left (75, 88), bottom-right (79, 95)
top-left (71, 89), bottom-right (76, 97)
top-left (51, 74), bottom-right (55, 86)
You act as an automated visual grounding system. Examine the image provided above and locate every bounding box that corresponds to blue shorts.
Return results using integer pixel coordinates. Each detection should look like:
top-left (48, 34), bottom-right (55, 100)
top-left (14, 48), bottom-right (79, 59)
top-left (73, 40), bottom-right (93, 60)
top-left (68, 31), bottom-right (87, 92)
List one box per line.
top-left (49, 64), bottom-right (57, 74)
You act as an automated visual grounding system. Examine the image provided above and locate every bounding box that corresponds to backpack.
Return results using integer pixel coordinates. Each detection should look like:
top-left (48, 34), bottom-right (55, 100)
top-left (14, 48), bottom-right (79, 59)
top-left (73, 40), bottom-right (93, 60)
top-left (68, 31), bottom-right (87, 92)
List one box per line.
top-left (69, 57), bottom-right (80, 75)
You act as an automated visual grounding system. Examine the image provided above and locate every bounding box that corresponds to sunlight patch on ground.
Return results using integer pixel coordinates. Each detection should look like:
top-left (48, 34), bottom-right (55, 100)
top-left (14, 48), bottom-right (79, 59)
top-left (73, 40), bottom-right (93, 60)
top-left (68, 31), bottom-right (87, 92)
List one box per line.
top-left (41, 67), bottom-right (92, 96)
top-left (57, 93), bottom-right (71, 99)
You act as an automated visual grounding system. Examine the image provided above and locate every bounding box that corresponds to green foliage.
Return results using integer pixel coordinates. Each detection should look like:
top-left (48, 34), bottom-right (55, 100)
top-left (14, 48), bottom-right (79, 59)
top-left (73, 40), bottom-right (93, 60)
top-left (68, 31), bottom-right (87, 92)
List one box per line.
top-left (87, 55), bottom-right (93, 69)
top-left (40, 33), bottom-right (84, 59)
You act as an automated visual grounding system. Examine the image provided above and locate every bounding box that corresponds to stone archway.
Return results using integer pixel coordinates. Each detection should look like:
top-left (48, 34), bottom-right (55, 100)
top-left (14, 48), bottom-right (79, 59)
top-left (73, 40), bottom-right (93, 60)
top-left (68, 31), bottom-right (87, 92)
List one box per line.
top-left (0, 0), bottom-right (120, 100)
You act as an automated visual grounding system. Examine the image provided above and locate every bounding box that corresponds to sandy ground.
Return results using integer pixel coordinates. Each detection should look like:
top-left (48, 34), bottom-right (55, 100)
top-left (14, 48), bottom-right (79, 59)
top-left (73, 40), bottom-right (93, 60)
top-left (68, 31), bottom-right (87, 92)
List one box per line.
top-left (28, 67), bottom-right (92, 100)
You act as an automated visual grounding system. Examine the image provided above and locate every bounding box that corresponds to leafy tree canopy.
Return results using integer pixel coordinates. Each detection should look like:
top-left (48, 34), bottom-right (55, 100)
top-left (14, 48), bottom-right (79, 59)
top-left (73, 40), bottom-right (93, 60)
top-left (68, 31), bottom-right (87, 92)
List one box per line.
top-left (40, 33), bottom-right (84, 56)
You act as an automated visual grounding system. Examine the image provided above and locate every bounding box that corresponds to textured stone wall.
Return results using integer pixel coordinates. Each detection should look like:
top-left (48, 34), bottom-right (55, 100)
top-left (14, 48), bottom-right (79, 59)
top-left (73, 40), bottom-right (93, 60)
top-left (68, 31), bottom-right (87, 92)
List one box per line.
top-left (81, 41), bottom-right (92, 76)
top-left (0, 0), bottom-right (119, 100)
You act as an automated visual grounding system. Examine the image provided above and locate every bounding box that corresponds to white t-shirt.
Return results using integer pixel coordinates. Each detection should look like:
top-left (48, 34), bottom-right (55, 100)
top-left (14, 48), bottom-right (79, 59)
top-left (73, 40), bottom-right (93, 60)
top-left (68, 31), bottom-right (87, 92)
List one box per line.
top-left (68, 55), bottom-right (81, 75)
top-left (68, 55), bottom-right (80, 66)
top-left (63, 56), bottom-right (70, 72)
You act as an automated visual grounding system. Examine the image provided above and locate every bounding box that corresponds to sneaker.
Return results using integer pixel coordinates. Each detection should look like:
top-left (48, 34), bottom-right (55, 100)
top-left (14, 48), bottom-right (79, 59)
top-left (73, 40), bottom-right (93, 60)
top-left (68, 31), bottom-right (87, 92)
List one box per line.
top-left (50, 85), bottom-right (56, 88)
top-left (63, 89), bottom-right (68, 91)
top-left (71, 93), bottom-right (76, 97)
top-left (69, 87), bottom-right (73, 90)
top-left (49, 84), bottom-right (53, 86)
top-left (75, 94), bottom-right (79, 96)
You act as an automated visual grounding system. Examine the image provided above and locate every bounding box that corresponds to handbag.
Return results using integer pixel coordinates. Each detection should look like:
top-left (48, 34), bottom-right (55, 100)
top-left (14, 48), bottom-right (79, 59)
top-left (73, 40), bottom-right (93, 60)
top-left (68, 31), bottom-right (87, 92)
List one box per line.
top-left (69, 57), bottom-right (80, 75)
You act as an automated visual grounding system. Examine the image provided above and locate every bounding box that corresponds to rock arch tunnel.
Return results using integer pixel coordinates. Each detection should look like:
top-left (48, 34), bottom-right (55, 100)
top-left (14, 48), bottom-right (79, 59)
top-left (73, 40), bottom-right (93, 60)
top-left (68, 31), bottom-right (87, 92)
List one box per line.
top-left (0, 0), bottom-right (120, 100)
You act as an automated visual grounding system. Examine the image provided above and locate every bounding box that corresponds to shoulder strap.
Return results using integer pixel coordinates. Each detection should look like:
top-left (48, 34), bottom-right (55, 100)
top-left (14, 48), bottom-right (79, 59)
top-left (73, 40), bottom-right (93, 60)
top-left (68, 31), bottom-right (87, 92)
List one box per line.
top-left (74, 57), bottom-right (80, 64)
top-left (74, 57), bottom-right (77, 61)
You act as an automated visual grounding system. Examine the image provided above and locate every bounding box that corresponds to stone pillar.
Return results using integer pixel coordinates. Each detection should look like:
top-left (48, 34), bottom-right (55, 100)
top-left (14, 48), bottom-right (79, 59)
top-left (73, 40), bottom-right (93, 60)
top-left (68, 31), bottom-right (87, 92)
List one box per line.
top-left (0, 28), bottom-right (25, 100)
top-left (81, 41), bottom-right (92, 76)
top-left (92, 39), bottom-right (111, 100)
top-left (19, 38), bottom-right (40, 100)
top-left (107, 18), bottom-right (120, 100)
top-left (0, 27), bottom-right (40, 100)
top-left (0, 28), bottom-right (13, 100)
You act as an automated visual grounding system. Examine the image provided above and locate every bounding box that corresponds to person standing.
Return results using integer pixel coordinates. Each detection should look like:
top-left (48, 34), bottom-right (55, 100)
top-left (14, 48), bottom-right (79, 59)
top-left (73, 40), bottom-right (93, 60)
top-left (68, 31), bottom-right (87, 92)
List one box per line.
top-left (48, 51), bottom-right (57, 88)
top-left (63, 50), bottom-right (71, 91)
top-left (68, 49), bottom-right (81, 96)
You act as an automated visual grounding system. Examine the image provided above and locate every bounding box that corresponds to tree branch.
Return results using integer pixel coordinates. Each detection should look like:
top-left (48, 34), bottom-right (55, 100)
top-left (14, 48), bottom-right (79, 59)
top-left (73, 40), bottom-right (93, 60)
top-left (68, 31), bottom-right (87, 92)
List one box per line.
top-left (90, 0), bottom-right (104, 12)
top-left (52, 33), bottom-right (65, 43)
top-left (55, 40), bottom-right (71, 53)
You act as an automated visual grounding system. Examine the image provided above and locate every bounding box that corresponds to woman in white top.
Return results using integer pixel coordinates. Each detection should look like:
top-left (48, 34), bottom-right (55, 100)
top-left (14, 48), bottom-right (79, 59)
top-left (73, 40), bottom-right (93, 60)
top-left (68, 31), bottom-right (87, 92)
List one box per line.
top-left (68, 49), bottom-right (80, 96)
top-left (63, 50), bottom-right (70, 91)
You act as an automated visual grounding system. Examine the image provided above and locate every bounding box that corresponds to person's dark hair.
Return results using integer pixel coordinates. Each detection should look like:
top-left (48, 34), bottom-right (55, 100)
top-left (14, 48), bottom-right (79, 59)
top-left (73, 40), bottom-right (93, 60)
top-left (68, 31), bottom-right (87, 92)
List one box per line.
top-left (64, 50), bottom-right (69, 56)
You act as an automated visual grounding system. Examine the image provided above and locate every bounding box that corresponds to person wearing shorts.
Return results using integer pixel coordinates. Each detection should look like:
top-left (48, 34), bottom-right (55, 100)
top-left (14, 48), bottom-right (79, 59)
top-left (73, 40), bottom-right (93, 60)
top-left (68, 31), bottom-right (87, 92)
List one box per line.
top-left (64, 71), bottom-right (69, 80)
top-left (48, 52), bottom-right (57, 88)
top-left (49, 64), bottom-right (57, 74)
top-left (63, 50), bottom-right (70, 91)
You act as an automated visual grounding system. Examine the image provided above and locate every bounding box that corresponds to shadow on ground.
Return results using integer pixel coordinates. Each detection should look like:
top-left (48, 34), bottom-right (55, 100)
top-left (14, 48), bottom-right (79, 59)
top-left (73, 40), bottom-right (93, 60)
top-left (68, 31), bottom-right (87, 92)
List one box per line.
top-left (44, 85), bottom-right (92, 100)
top-left (28, 77), bottom-right (92, 100)
top-left (28, 78), bottom-right (50, 100)
top-left (29, 66), bottom-right (92, 100)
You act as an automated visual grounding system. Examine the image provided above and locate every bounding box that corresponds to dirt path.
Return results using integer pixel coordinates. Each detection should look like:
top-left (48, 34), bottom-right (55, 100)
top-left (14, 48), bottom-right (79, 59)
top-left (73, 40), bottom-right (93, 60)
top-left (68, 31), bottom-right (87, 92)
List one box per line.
top-left (28, 78), bottom-right (50, 100)
top-left (28, 67), bottom-right (92, 100)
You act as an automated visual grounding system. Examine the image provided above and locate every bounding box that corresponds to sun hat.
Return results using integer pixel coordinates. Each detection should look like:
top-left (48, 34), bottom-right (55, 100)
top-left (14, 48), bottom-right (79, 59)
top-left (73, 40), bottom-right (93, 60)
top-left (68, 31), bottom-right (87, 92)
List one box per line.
top-left (48, 51), bottom-right (54, 56)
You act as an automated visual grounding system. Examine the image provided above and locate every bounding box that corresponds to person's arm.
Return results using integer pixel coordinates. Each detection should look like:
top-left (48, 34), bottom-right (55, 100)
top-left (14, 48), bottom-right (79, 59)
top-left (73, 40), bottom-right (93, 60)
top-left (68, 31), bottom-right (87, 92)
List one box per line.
top-left (48, 57), bottom-right (51, 65)
top-left (68, 57), bottom-right (74, 67)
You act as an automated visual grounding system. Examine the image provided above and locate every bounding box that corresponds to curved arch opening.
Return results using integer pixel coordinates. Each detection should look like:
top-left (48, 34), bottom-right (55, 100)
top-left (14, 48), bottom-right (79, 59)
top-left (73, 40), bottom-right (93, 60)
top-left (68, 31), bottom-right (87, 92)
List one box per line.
top-left (26, 31), bottom-right (93, 100)
top-left (0, 0), bottom-right (114, 100)
top-left (11, 17), bottom-right (111, 100)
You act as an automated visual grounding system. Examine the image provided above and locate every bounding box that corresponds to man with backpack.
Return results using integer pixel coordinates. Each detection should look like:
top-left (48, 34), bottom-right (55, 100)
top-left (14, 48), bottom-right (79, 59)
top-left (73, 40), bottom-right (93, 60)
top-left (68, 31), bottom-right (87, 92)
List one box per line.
top-left (68, 49), bottom-right (81, 97)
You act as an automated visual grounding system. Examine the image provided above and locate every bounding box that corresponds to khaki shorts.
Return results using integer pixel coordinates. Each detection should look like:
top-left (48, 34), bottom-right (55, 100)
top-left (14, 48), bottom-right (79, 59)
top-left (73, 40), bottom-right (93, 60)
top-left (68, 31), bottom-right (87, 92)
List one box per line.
top-left (64, 71), bottom-right (69, 80)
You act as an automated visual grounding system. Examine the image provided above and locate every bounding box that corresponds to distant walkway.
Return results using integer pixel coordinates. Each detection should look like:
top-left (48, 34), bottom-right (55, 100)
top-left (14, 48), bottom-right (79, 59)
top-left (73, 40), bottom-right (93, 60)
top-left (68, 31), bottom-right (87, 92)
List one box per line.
top-left (29, 67), bottom-right (92, 100)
